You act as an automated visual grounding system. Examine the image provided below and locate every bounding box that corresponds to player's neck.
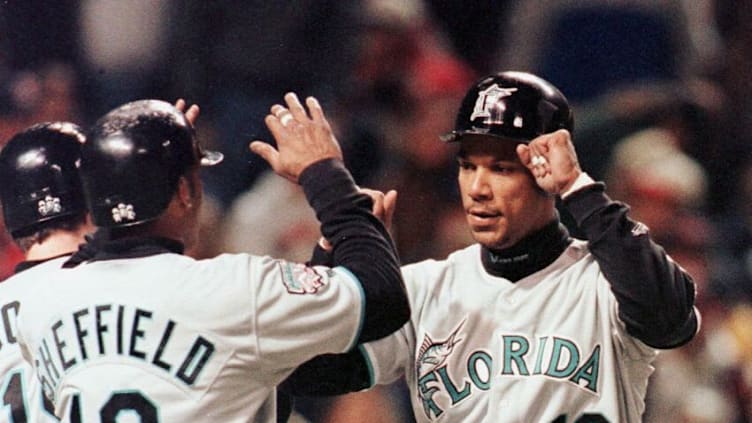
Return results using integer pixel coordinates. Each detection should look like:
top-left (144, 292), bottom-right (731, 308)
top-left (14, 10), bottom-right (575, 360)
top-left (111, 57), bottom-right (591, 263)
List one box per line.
top-left (481, 219), bottom-right (571, 282)
top-left (25, 230), bottom-right (88, 261)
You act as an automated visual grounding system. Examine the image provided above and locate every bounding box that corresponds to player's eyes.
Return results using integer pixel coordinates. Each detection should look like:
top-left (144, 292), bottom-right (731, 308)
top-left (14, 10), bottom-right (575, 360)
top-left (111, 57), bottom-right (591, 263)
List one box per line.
top-left (491, 164), bottom-right (514, 174)
top-left (457, 160), bottom-right (475, 171)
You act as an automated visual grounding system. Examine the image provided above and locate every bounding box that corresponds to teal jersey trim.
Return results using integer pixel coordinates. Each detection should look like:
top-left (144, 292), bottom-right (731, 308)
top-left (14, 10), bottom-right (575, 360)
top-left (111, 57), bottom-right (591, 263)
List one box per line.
top-left (358, 344), bottom-right (376, 387)
top-left (334, 265), bottom-right (366, 351)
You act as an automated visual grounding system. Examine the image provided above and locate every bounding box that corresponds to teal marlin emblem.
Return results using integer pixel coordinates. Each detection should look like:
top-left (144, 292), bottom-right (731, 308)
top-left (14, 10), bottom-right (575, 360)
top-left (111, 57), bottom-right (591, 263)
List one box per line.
top-left (416, 320), bottom-right (466, 378)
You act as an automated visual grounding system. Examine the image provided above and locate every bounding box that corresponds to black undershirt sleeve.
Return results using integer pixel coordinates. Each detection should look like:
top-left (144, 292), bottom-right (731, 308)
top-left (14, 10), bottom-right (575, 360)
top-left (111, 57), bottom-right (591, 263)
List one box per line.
top-left (279, 349), bottom-right (371, 396)
top-left (300, 158), bottom-right (409, 343)
top-left (563, 183), bottom-right (699, 349)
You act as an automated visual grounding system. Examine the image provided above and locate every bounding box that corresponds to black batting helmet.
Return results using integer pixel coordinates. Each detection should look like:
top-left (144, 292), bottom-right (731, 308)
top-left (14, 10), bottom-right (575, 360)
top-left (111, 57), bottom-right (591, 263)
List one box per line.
top-left (81, 99), bottom-right (223, 228)
top-left (441, 71), bottom-right (573, 143)
top-left (0, 122), bottom-right (87, 238)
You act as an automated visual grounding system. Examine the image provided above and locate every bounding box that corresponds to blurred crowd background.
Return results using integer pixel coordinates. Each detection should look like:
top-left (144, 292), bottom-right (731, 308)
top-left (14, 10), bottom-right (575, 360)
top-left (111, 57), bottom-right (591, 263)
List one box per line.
top-left (1, 0), bottom-right (752, 421)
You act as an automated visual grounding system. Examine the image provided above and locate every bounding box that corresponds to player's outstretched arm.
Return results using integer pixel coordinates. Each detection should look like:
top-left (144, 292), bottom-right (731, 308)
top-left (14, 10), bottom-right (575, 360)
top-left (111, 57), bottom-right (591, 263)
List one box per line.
top-left (533, 133), bottom-right (699, 348)
top-left (251, 93), bottom-right (409, 343)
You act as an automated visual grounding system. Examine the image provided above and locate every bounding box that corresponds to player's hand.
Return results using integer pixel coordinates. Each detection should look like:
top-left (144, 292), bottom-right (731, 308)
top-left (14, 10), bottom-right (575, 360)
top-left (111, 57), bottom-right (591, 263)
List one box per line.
top-left (360, 188), bottom-right (398, 231)
top-left (517, 129), bottom-right (581, 195)
top-left (174, 98), bottom-right (200, 126)
top-left (250, 92), bottom-right (343, 183)
top-left (318, 188), bottom-right (398, 253)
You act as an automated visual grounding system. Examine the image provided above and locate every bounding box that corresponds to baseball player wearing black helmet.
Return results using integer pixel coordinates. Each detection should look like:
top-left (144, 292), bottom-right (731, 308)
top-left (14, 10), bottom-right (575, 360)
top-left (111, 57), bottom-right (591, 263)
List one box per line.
top-left (12, 95), bottom-right (409, 421)
top-left (282, 71), bottom-right (699, 422)
top-left (0, 122), bottom-right (94, 422)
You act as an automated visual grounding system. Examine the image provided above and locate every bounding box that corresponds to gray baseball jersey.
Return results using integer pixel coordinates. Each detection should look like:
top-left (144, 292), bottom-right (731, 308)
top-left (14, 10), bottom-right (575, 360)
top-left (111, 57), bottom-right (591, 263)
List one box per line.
top-left (13, 252), bottom-right (366, 422)
top-left (362, 241), bottom-right (656, 423)
top-left (1, 258), bottom-right (65, 423)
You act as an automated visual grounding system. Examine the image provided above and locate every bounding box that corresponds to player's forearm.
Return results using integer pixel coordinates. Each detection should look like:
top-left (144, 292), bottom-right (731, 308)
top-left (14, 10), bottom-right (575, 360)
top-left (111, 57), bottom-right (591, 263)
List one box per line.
top-left (563, 183), bottom-right (698, 348)
top-left (300, 158), bottom-right (409, 342)
top-left (280, 348), bottom-right (371, 396)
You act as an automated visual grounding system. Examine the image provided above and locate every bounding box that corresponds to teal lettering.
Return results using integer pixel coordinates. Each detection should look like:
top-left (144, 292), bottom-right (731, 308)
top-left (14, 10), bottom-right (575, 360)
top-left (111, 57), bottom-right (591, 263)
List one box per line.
top-left (502, 335), bottom-right (529, 375)
top-left (467, 351), bottom-right (492, 390)
top-left (546, 338), bottom-right (580, 378)
top-left (418, 371), bottom-right (443, 419)
top-left (437, 366), bottom-right (470, 404)
top-left (533, 336), bottom-right (548, 374)
top-left (570, 345), bottom-right (600, 392)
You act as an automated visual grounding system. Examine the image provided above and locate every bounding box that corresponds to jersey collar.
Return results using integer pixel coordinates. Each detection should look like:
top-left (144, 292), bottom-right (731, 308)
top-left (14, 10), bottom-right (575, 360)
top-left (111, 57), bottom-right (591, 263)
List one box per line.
top-left (481, 219), bottom-right (571, 282)
top-left (63, 230), bottom-right (185, 268)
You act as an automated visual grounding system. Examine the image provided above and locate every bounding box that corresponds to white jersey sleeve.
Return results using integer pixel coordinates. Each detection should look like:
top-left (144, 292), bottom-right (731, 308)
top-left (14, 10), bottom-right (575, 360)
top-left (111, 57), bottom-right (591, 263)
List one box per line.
top-left (248, 254), bottom-right (365, 364)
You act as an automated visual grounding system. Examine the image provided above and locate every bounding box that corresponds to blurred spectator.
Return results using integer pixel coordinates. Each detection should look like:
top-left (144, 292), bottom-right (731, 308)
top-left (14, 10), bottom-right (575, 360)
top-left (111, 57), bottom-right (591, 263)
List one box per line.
top-left (380, 50), bottom-right (476, 263)
top-left (0, 1), bottom-right (80, 70)
top-left (166, 0), bottom-right (362, 210)
top-left (601, 126), bottom-right (751, 422)
top-left (77, 0), bottom-right (171, 121)
top-left (701, 0), bottom-right (752, 215)
top-left (423, 0), bottom-right (512, 74)
top-left (496, 0), bottom-right (701, 104)
top-left (708, 159), bottom-right (752, 305)
top-left (573, 80), bottom-right (723, 182)
top-left (0, 214), bottom-right (24, 281)
top-left (221, 171), bottom-right (320, 263)
top-left (605, 127), bottom-right (708, 239)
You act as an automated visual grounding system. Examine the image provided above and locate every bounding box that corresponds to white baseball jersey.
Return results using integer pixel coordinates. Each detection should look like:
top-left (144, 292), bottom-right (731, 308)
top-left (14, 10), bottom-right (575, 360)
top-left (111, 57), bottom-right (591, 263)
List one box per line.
top-left (1, 258), bottom-right (66, 423)
top-left (13, 252), bottom-right (366, 422)
top-left (362, 241), bottom-right (657, 423)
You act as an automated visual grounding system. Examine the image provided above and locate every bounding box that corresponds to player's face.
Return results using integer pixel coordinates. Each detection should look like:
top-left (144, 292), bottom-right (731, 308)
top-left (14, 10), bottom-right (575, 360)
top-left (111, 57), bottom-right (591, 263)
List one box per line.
top-left (457, 136), bottom-right (556, 250)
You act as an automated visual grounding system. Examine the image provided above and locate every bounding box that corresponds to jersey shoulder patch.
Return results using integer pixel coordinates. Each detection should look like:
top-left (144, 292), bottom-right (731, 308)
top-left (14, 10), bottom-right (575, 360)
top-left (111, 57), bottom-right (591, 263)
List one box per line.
top-left (279, 262), bottom-right (329, 294)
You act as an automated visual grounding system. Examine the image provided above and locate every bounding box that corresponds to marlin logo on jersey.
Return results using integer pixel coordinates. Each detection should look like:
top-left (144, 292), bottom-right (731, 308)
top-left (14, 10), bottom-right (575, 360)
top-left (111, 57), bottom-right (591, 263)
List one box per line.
top-left (416, 321), bottom-right (466, 419)
top-left (416, 329), bottom-right (602, 420)
top-left (470, 84), bottom-right (517, 124)
top-left (417, 320), bottom-right (465, 378)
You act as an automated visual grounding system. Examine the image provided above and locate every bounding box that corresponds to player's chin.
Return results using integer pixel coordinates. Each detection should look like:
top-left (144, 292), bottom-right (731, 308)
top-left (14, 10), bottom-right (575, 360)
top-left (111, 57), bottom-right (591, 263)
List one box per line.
top-left (468, 227), bottom-right (504, 248)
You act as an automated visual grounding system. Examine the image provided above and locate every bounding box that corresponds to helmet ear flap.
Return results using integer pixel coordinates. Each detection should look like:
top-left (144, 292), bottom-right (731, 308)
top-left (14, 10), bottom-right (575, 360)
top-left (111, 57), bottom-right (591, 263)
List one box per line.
top-left (443, 71), bottom-right (573, 143)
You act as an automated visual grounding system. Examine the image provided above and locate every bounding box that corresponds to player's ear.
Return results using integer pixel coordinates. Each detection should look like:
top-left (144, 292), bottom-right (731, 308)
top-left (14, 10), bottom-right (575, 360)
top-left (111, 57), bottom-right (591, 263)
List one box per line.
top-left (176, 169), bottom-right (203, 211)
top-left (176, 175), bottom-right (194, 210)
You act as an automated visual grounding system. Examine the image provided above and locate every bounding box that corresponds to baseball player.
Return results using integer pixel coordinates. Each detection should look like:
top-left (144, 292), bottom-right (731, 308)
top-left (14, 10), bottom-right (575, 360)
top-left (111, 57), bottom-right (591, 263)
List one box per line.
top-left (281, 72), bottom-right (700, 422)
top-left (12, 94), bottom-right (409, 422)
top-left (0, 122), bottom-right (93, 422)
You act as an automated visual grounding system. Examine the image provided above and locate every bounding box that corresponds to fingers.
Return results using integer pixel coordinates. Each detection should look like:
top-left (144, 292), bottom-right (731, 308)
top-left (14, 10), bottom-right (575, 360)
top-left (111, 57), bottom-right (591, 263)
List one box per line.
top-left (359, 188), bottom-right (398, 231)
top-left (285, 92), bottom-right (309, 123)
top-left (249, 140), bottom-right (280, 169)
top-left (184, 104), bottom-right (200, 125)
top-left (516, 144), bottom-right (532, 167)
top-left (306, 96), bottom-right (326, 124)
top-left (174, 99), bottom-right (200, 126)
top-left (383, 190), bottom-right (397, 230)
top-left (270, 105), bottom-right (294, 128)
top-left (360, 188), bottom-right (384, 217)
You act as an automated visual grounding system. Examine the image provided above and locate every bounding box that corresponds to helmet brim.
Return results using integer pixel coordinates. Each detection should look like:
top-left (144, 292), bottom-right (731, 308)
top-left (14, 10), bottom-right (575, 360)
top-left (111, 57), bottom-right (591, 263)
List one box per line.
top-left (439, 130), bottom-right (531, 144)
top-left (199, 149), bottom-right (224, 166)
